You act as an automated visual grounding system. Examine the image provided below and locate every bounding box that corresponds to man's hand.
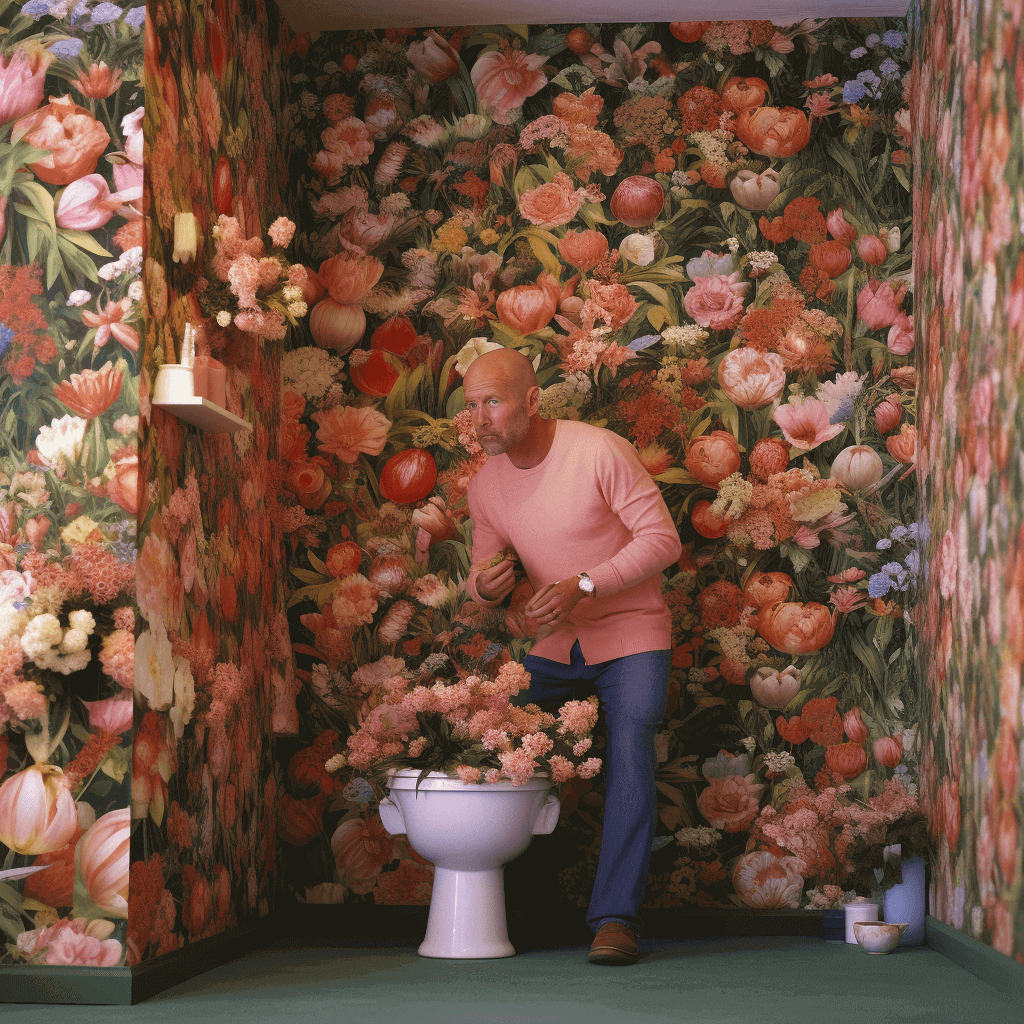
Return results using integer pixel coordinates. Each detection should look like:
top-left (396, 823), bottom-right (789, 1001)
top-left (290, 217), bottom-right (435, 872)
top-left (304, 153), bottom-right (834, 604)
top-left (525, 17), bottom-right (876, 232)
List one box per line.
top-left (524, 577), bottom-right (586, 629)
top-left (475, 558), bottom-right (517, 602)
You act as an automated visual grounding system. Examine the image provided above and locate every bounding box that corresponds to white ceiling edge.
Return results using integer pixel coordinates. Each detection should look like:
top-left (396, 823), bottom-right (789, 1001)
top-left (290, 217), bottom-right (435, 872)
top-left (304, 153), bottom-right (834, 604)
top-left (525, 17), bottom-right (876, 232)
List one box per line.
top-left (275, 0), bottom-right (911, 33)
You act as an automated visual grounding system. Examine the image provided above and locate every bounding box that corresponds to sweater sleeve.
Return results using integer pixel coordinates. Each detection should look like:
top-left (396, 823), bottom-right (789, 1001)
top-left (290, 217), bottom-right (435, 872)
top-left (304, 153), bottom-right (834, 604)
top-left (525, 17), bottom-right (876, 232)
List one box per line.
top-left (585, 432), bottom-right (683, 599)
top-left (464, 474), bottom-right (510, 607)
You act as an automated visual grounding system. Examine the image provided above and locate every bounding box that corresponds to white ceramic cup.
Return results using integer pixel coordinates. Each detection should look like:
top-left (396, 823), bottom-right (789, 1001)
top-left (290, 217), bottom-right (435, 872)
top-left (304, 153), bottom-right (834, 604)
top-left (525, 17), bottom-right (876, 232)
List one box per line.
top-left (844, 897), bottom-right (879, 943)
top-left (153, 364), bottom-right (195, 403)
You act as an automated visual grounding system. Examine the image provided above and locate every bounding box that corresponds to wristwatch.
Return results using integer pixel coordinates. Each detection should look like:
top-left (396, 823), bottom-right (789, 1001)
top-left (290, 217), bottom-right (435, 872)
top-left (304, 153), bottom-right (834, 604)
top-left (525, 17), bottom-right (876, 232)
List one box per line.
top-left (577, 572), bottom-right (596, 596)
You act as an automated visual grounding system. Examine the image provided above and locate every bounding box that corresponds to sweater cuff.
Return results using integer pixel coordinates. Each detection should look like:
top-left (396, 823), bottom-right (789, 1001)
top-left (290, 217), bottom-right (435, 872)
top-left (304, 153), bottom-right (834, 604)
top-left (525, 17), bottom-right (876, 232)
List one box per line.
top-left (586, 564), bottom-right (620, 600)
top-left (466, 570), bottom-right (502, 607)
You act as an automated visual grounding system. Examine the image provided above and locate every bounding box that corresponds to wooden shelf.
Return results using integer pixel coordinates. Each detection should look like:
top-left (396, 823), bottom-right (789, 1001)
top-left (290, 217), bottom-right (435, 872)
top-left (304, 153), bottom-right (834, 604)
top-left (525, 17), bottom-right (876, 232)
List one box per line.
top-left (152, 397), bottom-right (252, 433)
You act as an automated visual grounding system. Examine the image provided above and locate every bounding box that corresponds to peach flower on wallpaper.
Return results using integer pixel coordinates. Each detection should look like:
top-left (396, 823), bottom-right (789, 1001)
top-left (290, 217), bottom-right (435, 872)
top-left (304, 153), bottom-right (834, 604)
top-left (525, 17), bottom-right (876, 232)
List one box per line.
top-left (312, 406), bottom-right (390, 462)
top-left (718, 348), bottom-right (786, 410)
top-left (697, 774), bottom-right (765, 832)
top-left (470, 44), bottom-right (547, 123)
top-left (518, 172), bottom-right (592, 228)
top-left (14, 95), bottom-right (109, 185)
top-left (331, 815), bottom-right (396, 893)
top-left (683, 273), bottom-right (749, 330)
top-left (732, 851), bottom-right (804, 909)
top-left (136, 525), bottom-right (184, 630)
top-left (772, 398), bottom-right (845, 450)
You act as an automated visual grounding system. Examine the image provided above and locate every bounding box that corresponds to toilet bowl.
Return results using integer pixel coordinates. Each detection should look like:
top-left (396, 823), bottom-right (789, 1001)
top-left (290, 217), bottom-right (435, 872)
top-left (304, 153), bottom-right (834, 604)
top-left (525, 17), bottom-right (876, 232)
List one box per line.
top-left (379, 770), bottom-right (561, 958)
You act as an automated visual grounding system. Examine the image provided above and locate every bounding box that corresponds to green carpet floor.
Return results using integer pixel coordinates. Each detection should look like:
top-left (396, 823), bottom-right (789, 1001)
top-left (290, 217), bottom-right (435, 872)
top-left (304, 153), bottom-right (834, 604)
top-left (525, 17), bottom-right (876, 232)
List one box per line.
top-left (5, 935), bottom-right (1020, 1024)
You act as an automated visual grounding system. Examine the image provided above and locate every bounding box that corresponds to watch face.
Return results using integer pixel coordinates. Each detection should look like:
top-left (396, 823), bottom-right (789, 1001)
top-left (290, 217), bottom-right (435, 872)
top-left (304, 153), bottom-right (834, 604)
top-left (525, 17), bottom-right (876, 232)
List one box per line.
top-left (578, 574), bottom-right (595, 593)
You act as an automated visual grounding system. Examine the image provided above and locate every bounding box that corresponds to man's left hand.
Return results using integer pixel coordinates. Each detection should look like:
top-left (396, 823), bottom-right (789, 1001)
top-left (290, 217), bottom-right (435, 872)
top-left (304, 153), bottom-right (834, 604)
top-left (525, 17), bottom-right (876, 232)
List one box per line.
top-left (524, 577), bottom-right (586, 629)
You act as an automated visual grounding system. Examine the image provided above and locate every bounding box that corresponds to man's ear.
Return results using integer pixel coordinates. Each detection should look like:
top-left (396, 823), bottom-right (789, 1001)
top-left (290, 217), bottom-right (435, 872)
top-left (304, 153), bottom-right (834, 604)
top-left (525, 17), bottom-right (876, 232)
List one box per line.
top-left (525, 384), bottom-right (541, 415)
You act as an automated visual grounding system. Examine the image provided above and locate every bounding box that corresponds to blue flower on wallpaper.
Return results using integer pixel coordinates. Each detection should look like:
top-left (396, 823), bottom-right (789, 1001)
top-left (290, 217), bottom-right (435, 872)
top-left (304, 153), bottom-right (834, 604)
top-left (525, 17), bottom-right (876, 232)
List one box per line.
top-left (882, 29), bottom-right (905, 48)
top-left (879, 57), bottom-right (901, 80)
top-left (49, 37), bottom-right (84, 56)
top-left (0, 324), bottom-right (12, 360)
top-left (89, 2), bottom-right (124, 25)
top-left (125, 5), bottom-right (144, 29)
top-left (342, 778), bottom-right (375, 804)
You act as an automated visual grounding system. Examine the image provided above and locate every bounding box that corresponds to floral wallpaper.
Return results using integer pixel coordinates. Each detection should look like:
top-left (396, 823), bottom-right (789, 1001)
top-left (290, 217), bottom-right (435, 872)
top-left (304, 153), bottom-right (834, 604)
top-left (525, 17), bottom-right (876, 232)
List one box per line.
top-left (130, 0), bottom-right (296, 964)
top-left (912, 0), bottom-right (1024, 964)
top-left (275, 18), bottom-right (919, 913)
top-left (1, 1), bottom-right (144, 968)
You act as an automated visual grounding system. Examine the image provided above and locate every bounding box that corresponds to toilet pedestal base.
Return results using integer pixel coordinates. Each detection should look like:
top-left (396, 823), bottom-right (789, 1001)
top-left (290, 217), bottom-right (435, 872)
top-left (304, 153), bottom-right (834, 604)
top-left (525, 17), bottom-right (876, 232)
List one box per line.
top-left (418, 866), bottom-right (514, 959)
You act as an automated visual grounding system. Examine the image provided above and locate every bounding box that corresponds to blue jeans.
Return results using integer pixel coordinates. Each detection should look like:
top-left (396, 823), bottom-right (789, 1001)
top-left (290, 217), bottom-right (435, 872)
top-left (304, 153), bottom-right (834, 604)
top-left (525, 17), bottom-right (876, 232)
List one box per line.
top-left (511, 639), bottom-right (671, 937)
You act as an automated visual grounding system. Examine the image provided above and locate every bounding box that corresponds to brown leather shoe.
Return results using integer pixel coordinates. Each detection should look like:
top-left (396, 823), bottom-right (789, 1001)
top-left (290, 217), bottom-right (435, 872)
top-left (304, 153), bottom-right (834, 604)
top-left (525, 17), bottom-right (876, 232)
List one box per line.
top-left (588, 922), bottom-right (638, 965)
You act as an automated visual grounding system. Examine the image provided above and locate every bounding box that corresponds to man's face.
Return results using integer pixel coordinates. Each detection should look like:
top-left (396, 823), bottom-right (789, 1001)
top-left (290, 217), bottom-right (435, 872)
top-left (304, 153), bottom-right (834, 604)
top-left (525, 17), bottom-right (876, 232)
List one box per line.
top-left (463, 365), bottom-right (532, 456)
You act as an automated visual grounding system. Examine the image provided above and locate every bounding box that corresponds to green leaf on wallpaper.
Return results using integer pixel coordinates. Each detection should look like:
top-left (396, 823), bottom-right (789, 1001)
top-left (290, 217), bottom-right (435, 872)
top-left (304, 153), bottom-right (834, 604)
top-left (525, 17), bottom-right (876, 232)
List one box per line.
top-left (549, 64), bottom-right (595, 91)
top-left (825, 140), bottom-right (880, 219)
top-left (631, 281), bottom-right (673, 307)
top-left (15, 179), bottom-right (56, 230)
top-left (24, 216), bottom-right (41, 264)
top-left (849, 632), bottom-right (886, 691)
top-left (647, 306), bottom-right (668, 331)
top-left (525, 230), bottom-right (561, 277)
top-left (653, 467), bottom-right (699, 486)
top-left (57, 228), bottom-right (112, 258)
top-left (100, 744), bottom-right (129, 784)
top-left (291, 567), bottom-right (325, 584)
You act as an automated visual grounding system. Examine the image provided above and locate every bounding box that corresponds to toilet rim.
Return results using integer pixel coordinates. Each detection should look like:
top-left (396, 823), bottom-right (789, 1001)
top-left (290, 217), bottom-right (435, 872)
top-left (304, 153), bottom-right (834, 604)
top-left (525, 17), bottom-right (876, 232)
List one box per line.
top-left (385, 768), bottom-right (553, 792)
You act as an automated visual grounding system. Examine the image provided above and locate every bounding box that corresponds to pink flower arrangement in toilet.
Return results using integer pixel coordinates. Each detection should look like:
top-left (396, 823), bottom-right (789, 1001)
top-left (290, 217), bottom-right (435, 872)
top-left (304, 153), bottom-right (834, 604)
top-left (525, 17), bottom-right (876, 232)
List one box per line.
top-left (198, 215), bottom-right (312, 340)
top-left (326, 660), bottom-right (603, 789)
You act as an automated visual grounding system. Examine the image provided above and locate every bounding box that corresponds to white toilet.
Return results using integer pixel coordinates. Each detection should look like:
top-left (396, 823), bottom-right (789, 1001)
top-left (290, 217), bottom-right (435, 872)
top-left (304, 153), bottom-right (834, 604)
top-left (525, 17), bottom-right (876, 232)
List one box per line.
top-left (378, 770), bottom-right (561, 958)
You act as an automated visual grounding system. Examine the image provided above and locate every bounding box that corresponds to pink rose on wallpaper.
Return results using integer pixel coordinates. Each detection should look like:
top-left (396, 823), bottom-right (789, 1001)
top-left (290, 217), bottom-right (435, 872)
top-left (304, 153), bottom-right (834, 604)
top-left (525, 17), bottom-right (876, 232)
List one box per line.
top-left (732, 851), bottom-right (803, 909)
top-left (683, 274), bottom-right (748, 330)
top-left (331, 815), bottom-right (396, 894)
top-left (586, 281), bottom-right (637, 329)
top-left (518, 173), bottom-right (588, 228)
top-left (470, 45), bottom-right (547, 124)
top-left (372, 859), bottom-right (434, 905)
top-left (136, 528), bottom-right (184, 630)
top-left (106, 446), bottom-right (139, 514)
top-left (314, 117), bottom-right (375, 178)
top-left (696, 774), bottom-right (764, 832)
top-left (856, 279), bottom-right (907, 330)
top-left (0, 47), bottom-right (50, 125)
top-left (17, 917), bottom-right (122, 967)
top-left (181, 864), bottom-right (212, 937)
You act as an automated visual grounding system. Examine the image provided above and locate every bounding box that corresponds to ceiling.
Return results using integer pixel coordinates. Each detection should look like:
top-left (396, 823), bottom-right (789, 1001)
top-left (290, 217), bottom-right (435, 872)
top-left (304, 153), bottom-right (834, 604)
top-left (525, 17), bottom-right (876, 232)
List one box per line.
top-left (274, 1), bottom-right (911, 32)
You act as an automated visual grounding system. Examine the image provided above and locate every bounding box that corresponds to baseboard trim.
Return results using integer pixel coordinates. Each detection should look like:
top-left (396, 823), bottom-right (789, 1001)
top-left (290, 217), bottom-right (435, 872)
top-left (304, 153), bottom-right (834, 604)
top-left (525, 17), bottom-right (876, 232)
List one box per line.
top-left (278, 902), bottom-right (826, 945)
top-left (926, 915), bottom-right (1024, 1001)
top-left (0, 917), bottom-right (274, 1005)
top-left (129, 917), bottom-right (272, 1003)
top-left (0, 965), bottom-right (132, 1005)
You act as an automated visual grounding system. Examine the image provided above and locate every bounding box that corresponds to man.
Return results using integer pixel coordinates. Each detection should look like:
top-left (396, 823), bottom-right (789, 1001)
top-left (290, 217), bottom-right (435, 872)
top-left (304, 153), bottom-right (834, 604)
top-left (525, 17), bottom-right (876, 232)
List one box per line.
top-left (463, 347), bottom-right (682, 966)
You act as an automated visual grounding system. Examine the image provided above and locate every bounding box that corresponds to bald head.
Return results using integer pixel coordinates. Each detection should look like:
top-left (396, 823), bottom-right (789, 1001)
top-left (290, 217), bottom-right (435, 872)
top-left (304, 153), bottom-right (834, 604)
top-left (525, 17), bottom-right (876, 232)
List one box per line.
top-left (462, 347), bottom-right (550, 462)
top-left (463, 347), bottom-right (537, 396)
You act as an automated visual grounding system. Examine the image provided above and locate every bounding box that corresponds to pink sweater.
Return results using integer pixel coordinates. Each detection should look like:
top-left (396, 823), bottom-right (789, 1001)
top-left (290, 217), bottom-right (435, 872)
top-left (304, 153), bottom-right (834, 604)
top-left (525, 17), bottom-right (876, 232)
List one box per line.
top-left (465, 419), bottom-right (682, 664)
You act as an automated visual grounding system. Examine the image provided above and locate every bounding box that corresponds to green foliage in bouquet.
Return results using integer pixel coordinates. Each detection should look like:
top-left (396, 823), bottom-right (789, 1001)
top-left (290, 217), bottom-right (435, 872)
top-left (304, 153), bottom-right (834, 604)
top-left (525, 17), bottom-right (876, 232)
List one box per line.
top-left (844, 808), bottom-right (930, 892)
